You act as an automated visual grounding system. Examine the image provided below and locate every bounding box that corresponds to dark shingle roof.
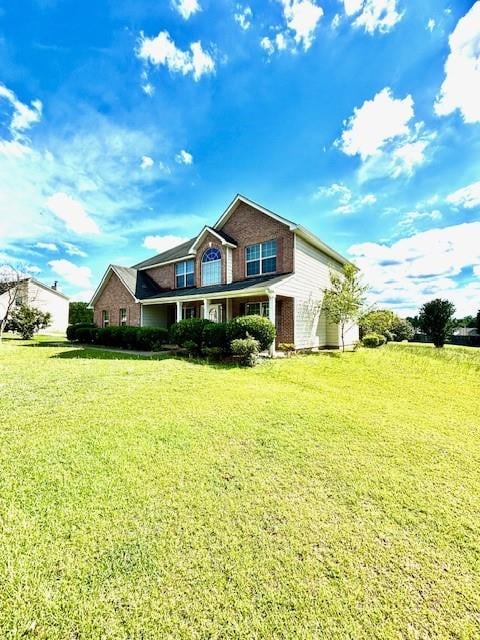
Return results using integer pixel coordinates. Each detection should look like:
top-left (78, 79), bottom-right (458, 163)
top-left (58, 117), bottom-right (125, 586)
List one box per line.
top-left (208, 226), bottom-right (237, 245)
top-left (132, 238), bottom-right (196, 270)
top-left (111, 266), bottom-right (137, 295)
top-left (141, 273), bottom-right (289, 301)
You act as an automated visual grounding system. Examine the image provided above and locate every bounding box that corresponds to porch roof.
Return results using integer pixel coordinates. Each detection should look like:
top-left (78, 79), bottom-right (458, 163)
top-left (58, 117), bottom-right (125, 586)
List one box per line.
top-left (141, 273), bottom-right (290, 304)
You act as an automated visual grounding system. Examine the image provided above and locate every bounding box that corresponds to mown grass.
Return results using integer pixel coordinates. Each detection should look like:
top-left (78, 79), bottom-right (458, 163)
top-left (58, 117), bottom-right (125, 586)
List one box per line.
top-left (0, 338), bottom-right (479, 639)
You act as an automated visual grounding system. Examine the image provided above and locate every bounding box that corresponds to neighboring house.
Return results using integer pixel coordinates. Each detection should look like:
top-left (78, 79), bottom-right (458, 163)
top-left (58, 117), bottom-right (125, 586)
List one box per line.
top-left (0, 277), bottom-right (69, 334)
top-left (89, 195), bottom-right (359, 352)
top-left (452, 327), bottom-right (479, 337)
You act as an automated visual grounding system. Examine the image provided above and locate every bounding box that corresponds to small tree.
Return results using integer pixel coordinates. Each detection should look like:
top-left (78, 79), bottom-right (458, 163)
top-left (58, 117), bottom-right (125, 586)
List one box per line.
top-left (391, 317), bottom-right (414, 341)
top-left (7, 305), bottom-right (51, 340)
top-left (0, 265), bottom-right (24, 344)
top-left (360, 309), bottom-right (397, 338)
top-left (418, 298), bottom-right (455, 348)
top-left (69, 301), bottom-right (93, 325)
top-left (322, 264), bottom-right (368, 352)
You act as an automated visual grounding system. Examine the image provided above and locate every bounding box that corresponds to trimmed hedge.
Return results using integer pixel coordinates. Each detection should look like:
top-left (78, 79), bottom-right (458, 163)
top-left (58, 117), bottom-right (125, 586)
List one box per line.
top-left (204, 322), bottom-right (230, 353)
top-left (227, 315), bottom-right (275, 351)
top-left (73, 325), bottom-right (169, 351)
top-left (231, 336), bottom-right (260, 367)
top-left (362, 332), bottom-right (386, 348)
top-left (169, 319), bottom-right (213, 354)
top-left (66, 323), bottom-right (97, 341)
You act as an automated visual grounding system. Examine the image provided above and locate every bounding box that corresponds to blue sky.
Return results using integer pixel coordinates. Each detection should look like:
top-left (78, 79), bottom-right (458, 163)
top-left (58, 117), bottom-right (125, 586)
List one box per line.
top-left (0, 0), bottom-right (479, 315)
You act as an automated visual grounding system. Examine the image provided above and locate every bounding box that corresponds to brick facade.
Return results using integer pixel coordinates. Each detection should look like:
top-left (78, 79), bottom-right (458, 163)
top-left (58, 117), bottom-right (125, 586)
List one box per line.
top-left (221, 203), bottom-right (294, 281)
top-left (93, 272), bottom-right (140, 328)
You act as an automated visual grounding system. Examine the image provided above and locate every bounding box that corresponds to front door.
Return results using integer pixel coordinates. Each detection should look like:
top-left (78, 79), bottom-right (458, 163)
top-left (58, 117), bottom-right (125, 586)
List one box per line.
top-left (208, 304), bottom-right (222, 323)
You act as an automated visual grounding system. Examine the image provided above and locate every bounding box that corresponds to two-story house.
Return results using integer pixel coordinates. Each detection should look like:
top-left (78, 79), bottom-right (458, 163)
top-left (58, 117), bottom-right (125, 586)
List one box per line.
top-left (89, 195), bottom-right (359, 352)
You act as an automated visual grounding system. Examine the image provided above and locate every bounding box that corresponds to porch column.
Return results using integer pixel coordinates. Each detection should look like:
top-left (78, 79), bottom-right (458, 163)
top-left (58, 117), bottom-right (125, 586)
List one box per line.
top-left (203, 298), bottom-right (209, 320)
top-left (268, 291), bottom-right (276, 356)
top-left (176, 300), bottom-right (183, 322)
top-left (226, 298), bottom-right (232, 322)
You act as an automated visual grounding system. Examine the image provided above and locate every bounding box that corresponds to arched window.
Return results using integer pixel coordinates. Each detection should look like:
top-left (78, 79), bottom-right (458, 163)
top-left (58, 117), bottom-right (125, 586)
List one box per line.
top-left (202, 247), bottom-right (222, 286)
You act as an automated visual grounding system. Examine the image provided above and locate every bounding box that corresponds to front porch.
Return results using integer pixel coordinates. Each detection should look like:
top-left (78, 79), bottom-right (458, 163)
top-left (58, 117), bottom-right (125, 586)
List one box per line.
top-left (141, 290), bottom-right (294, 353)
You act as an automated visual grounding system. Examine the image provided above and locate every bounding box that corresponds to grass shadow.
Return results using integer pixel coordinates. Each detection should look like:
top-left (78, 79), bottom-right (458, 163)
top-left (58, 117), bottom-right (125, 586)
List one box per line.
top-left (52, 348), bottom-right (175, 361)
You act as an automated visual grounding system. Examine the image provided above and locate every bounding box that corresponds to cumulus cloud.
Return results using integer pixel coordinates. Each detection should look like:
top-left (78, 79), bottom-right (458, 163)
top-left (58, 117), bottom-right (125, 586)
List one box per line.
top-left (143, 235), bottom-right (190, 253)
top-left (48, 258), bottom-right (93, 289)
top-left (280, 0), bottom-right (324, 50)
top-left (398, 209), bottom-right (442, 228)
top-left (348, 221), bottom-right (480, 315)
top-left (141, 155), bottom-right (154, 169)
top-left (234, 5), bottom-right (252, 30)
top-left (341, 0), bottom-right (403, 34)
top-left (63, 242), bottom-right (88, 258)
top-left (446, 181), bottom-right (480, 209)
top-left (46, 192), bottom-right (100, 235)
top-left (0, 84), bottom-right (42, 135)
top-left (175, 149), bottom-right (193, 165)
top-left (338, 88), bottom-right (434, 181)
top-left (434, 2), bottom-right (480, 123)
top-left (137, 31), bottom-right (215, 81)
top-left (172, 0), bottom-right (200, 19)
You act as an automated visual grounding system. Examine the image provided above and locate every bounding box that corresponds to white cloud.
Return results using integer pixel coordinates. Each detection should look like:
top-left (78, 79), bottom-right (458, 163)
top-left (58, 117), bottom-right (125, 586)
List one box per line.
top-left (0, 84), bottom-right (42, 135)
top-left (391, 139), bottom-right (429, 177)
top-left (46, 192), bottom-right (100, 235)
top-left (35, 242), bottom-right (58, 251)
top-left (348, 221), bottom-right (480, 315)
top-left (339, 88), bottom-right (414, 159)
top-left (280, 0), bottom-right (324, 50)
top-left (331, 13), bottom-right (341, 28)
top-left (341, 0), bottom-right (403, 34)
top-left (26, 265), bottom-right (42, 274)
top-left (398, 209), bottom-right (442, 228)
top-left (172, 0), bottom-right (200, 20)
top-left (175, 149), bottom-right (193, 165)
top-left (48, 258), bottom-right (93, 289)
top-left (143, 235), bottom-right (190, 253)
top-left (137, 31), bottom-right (215, 81)
top-left (63, 242), bottom-right (88, 258)
top-left (313, 182), bottom-right (376, 213)
top-left (446, 181), bottom-right (480, 209)
top-left (260, 36), bottom-right (276, 55)
top-left (234, 5), bottom-right (252, 30)
top-left (70, 289), bottom-right (95, 303)
top-left (141, 155), bottom-right (154, 169)
top-left (142, 82), bottom-right (155, 96)
top-left (427, 18), bottom-right (436, 32)
top-left (435, 2), bottom-right (480, 123)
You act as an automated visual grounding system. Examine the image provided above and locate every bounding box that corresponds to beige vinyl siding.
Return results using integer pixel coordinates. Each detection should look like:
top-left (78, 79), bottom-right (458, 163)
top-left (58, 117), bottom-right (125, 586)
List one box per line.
top-left (275, 235), bottom-right (357, 349)
top-left (141, 304), bottom-right (169, 328)
top-left (28, 281), bottom-right (69, 334)
top-left (226, 247), bottom-right (233, 284)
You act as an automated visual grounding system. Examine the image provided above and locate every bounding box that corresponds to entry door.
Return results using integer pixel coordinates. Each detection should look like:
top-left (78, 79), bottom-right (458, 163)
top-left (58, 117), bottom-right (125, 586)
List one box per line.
top-left (209, 304), bottom-right (222, 323)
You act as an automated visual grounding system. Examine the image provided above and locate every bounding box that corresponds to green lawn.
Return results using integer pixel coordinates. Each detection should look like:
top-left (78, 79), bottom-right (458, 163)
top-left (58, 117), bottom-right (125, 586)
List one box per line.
top-left (1, 338), bottom-right (479, 639)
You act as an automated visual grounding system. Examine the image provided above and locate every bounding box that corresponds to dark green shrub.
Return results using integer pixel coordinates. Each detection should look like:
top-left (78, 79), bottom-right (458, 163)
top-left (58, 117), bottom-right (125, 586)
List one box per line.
top-left (231, 336), bottom-right (260, 367)
top-left (169, 318), bottom-right (213, 352)
top-left (93, 325), bottom-right (168, 351)
top-left (66, 323), bottom-right (96, 341)
top-left (204, 322), bottom-right (230, 353)
top-left (362, 332), bottom-right (386, 348)
top-left (75, 326), bottom-right (98, 344)
top-left (134, 327), bottom-right (168, 351)
top-left (227, 315), bottom-right (275, 351)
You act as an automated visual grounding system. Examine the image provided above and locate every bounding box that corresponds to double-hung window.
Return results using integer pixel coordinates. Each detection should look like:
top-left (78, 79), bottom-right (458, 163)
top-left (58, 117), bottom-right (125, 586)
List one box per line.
top-left (102, 310), bottom-right (109, 327)
top-left (119, 308), bottom-right (127, 326)
top-left (202, 248), bottom-right (222, 286)
top-left (245, 239), bottom-right (277, 276)
top-left (175, 259), bottom-right (195, 288)
top-left (245, 301), bottom-right (269, 318)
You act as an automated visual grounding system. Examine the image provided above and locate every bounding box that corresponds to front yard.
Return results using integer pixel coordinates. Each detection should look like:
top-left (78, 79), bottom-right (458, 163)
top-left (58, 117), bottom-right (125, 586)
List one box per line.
top-left (0, 338), bottom-right (479, 638)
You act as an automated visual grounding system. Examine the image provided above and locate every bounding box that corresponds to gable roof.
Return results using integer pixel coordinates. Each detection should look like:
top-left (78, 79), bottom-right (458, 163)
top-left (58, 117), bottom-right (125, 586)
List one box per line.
top-left (214, 194), bottom-right (298, 231)
top-left (189, 225), bottom-right (237, 252)
top-left (132, 237), bottom-right (196, 270)
top-left (0, 276), bottom-right (70, 300)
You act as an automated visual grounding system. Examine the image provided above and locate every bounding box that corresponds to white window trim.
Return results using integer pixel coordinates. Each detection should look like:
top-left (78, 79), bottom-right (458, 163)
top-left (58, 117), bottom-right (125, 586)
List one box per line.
top-left (102, 310), bottom-right (109, 327)
top-left (175, 259), bottom-right (195, 289)
top-left (245, 301), bottom-right (269, 318)
top-left (201, 248), bottom-right (222, 287)
top-left (245, 239), bottom-right (277, 277)
top-left (119, 308), bottom-right (128, 326)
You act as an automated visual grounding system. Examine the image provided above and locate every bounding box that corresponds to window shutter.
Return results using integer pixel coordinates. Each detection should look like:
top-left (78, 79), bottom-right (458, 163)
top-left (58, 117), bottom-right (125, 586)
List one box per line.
top-left (240, 302), bottom-right (246, 316)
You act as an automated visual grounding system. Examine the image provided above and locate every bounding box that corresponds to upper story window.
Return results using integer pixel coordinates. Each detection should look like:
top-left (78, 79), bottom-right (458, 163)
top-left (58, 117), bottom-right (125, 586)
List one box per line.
top-left (175, 259), bottom-right (195, 288)
top-left (245, 239), bottom-right (277, 277)
top-left (202, 247), bottom-right (222, 286)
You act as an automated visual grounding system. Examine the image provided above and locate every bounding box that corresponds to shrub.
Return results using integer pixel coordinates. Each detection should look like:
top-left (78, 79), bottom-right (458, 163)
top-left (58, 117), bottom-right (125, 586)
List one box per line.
top-left (75, 326), bottom-right (98, 344)
top-left (384, 330), bottom-right (395, 342)
top-left (231, 336), bottom-right (260, 367)
top-left (67, 323), bottom-right (96, 341)
top-left (278, 342), bottom-right (295, 357)
top-left (391, 318), bottom-right (415, 342)
top-left (362, 332), bottom-right (386, 348)
top-left (169, 318), bottom-right (213, 353)
top-left (92, 326), bottom-right (168, 351)
top-left (204, 322), bottom-right (230, 353)
top-left (227, 315), bottom-right (275, 351)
